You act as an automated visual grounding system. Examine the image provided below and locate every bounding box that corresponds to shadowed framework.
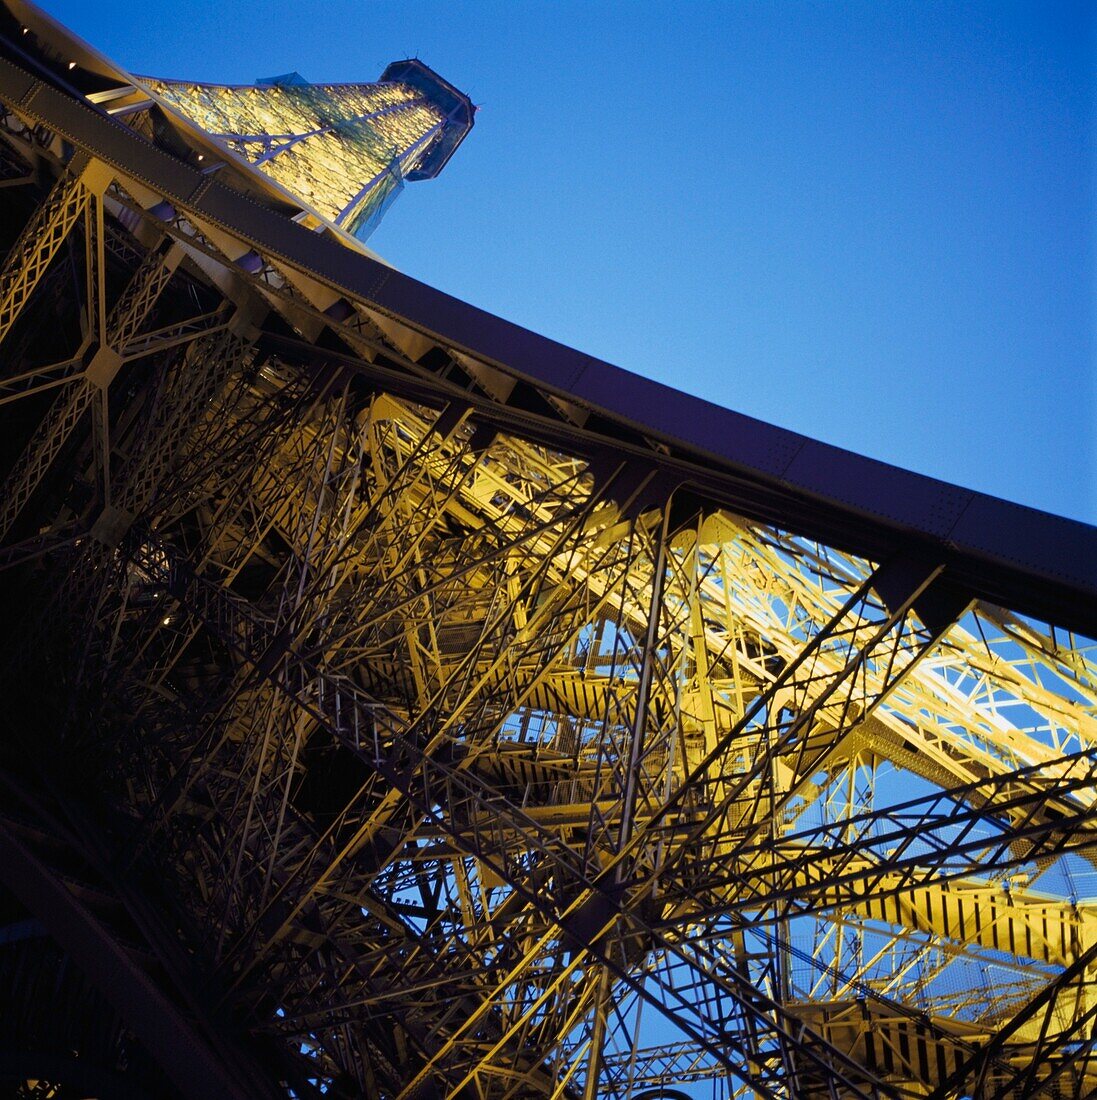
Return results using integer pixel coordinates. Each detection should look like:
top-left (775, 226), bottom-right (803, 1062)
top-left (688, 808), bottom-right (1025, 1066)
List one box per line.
top-left (0, 2), bottom-right (1094, 1098)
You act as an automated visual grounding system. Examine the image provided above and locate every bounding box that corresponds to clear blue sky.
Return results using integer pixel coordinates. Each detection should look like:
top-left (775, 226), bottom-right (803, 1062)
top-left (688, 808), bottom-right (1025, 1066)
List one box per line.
top-left (41, 0), bottom-right (1096, 522)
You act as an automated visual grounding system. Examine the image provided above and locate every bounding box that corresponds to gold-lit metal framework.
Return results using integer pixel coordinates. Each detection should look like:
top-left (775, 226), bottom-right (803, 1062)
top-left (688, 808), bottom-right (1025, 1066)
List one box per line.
top-left (0, 5), bottom-right (1094, 1099)
top-left (137, 72), bottom-right (462, 235)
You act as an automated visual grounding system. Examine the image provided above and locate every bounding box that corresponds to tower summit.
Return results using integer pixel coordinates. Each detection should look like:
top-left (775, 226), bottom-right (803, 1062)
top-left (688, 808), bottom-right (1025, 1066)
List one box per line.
top-left (137, 61), bottom-right (474, 241)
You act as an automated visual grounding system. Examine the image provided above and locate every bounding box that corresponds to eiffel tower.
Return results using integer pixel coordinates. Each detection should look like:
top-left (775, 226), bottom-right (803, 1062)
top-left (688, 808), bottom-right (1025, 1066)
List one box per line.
top-left (0, 3), bottom-right (1094, 1098)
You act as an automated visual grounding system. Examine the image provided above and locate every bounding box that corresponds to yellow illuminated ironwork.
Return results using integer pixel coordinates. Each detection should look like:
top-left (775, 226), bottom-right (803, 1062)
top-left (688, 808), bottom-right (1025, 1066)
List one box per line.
top-left (143, 75), bottom-right (452, 234)
top-left (0, 9), bottom-right (1094, 1096)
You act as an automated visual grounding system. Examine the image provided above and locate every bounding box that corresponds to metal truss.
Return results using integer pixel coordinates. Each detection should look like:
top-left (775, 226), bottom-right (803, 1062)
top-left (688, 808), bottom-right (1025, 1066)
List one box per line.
top-left (0, 7), bottom-right (1095, 1099)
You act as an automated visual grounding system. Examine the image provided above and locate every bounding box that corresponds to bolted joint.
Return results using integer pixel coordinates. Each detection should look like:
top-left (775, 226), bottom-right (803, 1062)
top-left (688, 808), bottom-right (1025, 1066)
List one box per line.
top-left (90, 503), bottom-right (134, 548)
top-left (85, 346), bottom-right (122, 389)
top-left (227, 300), bottom-right (267, 343)
top-left (76, 156), bottom-right (115, 197)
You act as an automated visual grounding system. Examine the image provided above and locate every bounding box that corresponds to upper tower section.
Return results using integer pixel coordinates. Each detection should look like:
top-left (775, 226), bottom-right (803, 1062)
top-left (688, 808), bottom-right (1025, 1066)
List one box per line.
top-left (0, 1), bottom-right (474, 250)
top-left (138, 61), bottom-right (474, 241)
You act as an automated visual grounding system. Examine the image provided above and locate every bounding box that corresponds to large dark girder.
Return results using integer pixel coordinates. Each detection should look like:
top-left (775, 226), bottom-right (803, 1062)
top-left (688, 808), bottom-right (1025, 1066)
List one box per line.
top-left (0, 18), bottom-right (1091, 638)
top-left (0, 905), bottom-right (169, 1099)
top-left (0, 757), bottom-right (290, 1100)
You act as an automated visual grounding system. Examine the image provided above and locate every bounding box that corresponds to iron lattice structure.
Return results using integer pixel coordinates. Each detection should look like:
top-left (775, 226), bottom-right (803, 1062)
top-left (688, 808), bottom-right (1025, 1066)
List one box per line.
top-left (135, 59), bottom-right (474, 241)
top-left (0, 4), bottom-right (1095, 1099)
